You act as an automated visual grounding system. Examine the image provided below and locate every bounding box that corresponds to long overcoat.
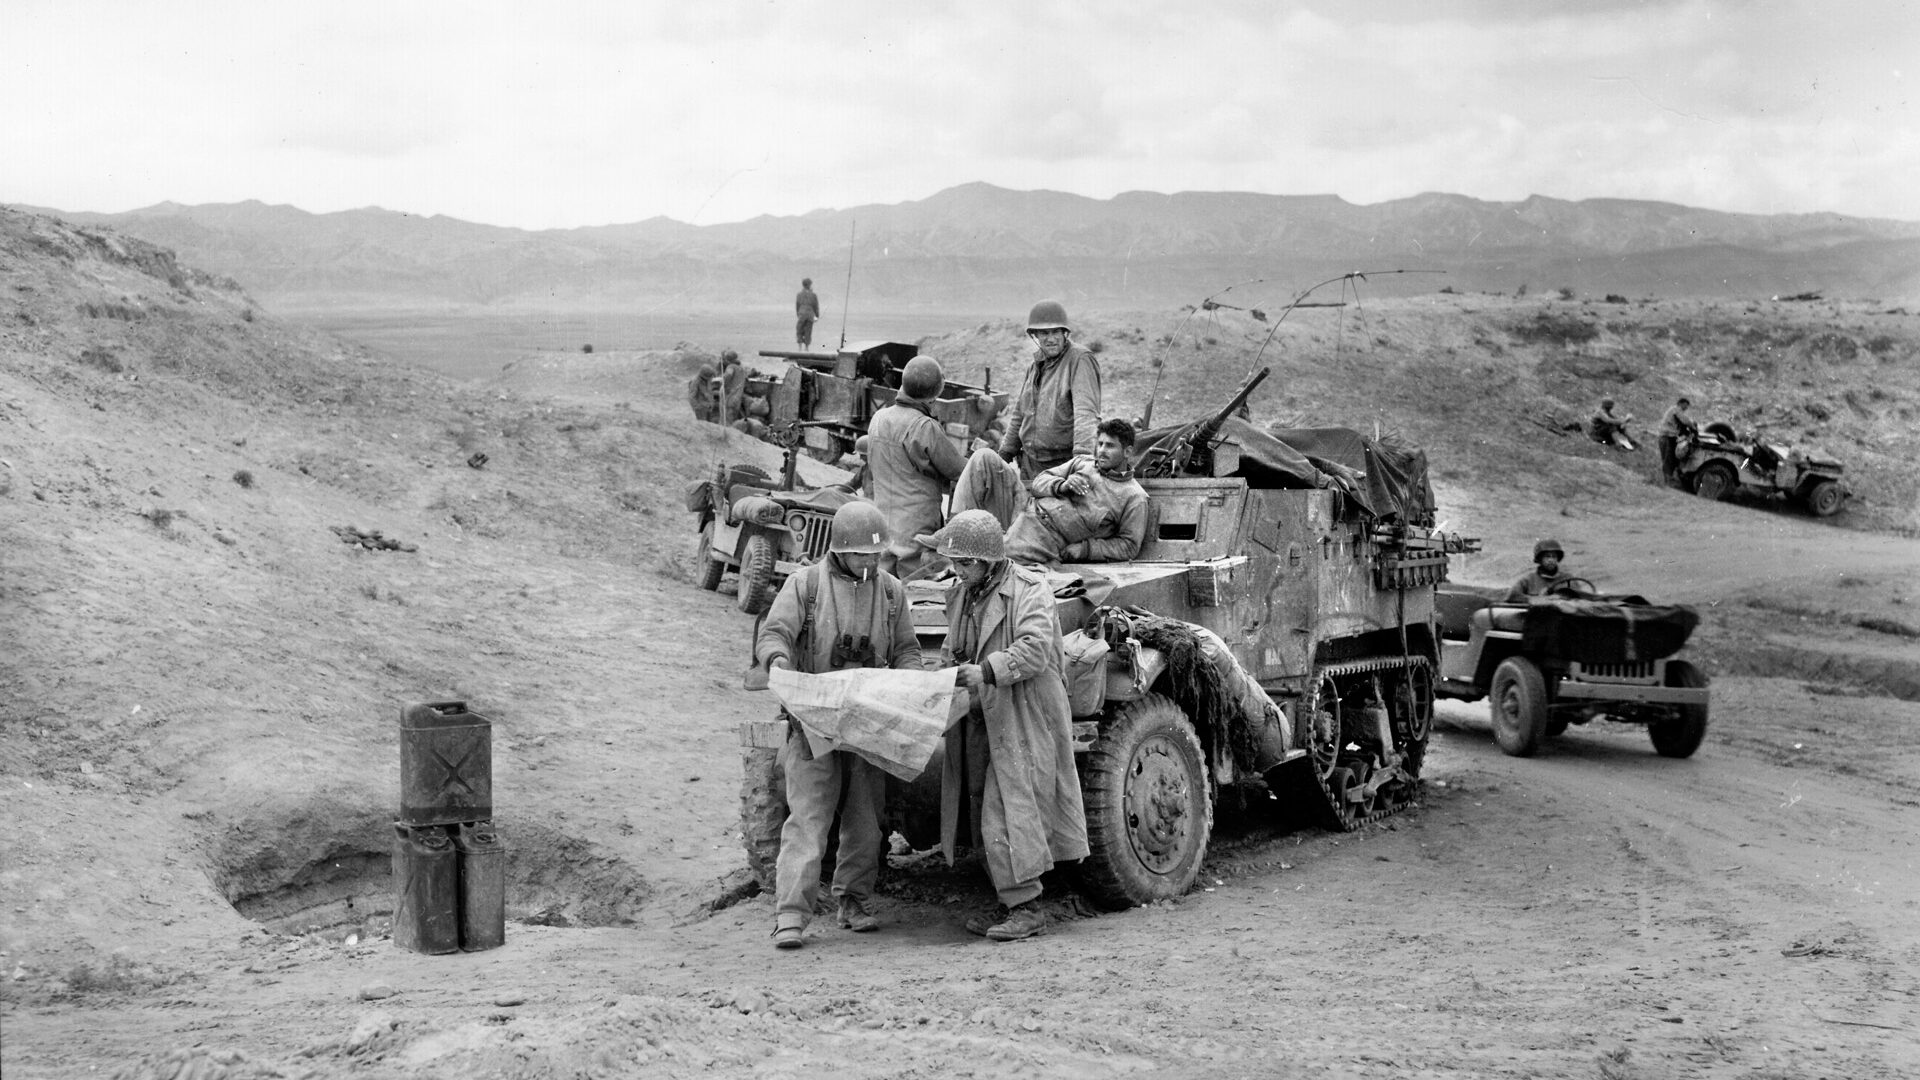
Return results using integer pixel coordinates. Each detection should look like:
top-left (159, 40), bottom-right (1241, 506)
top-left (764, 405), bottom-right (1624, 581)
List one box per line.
top-left (939, 562), bottom-right (1089, 882)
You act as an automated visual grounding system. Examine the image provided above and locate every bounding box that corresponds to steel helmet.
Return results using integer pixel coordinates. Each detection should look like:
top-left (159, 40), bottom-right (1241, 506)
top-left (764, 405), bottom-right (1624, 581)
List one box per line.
top-left (829, 501), bottom-right (888, 554)
top-left (916, 509), bottom-right (1005, 561)
top-left (720, 348), bottom-right (740, 364)
top-left (1026, 299), bottom-right (1071, 333)
top-left (1533, 538), bottom-right (1565, 563)
top-left (1600, 397), bottom-right (1615, 409)
top-left (901, 356), bottom-right (944, 399)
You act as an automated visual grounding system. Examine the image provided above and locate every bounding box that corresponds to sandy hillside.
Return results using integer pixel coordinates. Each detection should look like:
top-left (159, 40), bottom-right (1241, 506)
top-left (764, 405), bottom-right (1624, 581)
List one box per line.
top-left (3, 207), bottom-right (1918, 1079)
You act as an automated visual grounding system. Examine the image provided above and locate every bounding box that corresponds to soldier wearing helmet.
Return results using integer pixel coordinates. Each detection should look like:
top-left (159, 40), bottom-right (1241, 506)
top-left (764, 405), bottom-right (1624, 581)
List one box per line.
top-left (998, 299), bottom-right (1103, 481)
top-left (867, 355), bottom-right (968, 576)
top-left (795, 278), bottom-right (820, 349)
top-left (915, 510), bottom-right (1089, 942)
top-left (756, 501), bottom-right (922, 949)
top-left (1506, 538), bottom-right (1576, 600)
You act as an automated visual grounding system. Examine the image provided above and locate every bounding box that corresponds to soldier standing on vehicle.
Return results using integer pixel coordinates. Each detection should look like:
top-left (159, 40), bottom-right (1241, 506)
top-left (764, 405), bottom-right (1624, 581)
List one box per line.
top-left (998, 299), bottom-right (1103, 481)
top-left (757, 502), bottom-right (922, 950)
top-left (1003, 418), bottom-right (1148, 566)
top-left (1507, 538), bottom-right (1577, 601)
top-left (1658, 397), bottom-right (1698, 486)
top-left (795, 278), bottom-right (820, 349)
top-left (916, 510), bottom-right (1089, 942)
top-left (868, 356), bottom-right (968, 577)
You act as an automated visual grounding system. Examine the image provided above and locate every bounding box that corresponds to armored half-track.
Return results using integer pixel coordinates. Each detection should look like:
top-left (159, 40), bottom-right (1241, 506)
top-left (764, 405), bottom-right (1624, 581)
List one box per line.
top-left (741, 370), bottom-right (1479, 909)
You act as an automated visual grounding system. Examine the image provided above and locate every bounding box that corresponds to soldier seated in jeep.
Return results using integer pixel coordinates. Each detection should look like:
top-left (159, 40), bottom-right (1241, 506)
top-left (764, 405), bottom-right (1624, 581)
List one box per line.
top-left (1506, 538), bottom-right (1590, 601)
top-left (1003, 419), bottom-right (1149, 567)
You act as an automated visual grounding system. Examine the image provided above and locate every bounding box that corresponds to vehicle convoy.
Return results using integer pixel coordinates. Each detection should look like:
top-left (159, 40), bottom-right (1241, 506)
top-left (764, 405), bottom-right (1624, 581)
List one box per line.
top-left (741, 370), bottom-right (1482, 909)
top-left (1433, 580), bottom-right (1710, 758)
top-left (756, 339), bottom-right (1007, 465)
top-left (1676, 421), bottom-right (1850, 517)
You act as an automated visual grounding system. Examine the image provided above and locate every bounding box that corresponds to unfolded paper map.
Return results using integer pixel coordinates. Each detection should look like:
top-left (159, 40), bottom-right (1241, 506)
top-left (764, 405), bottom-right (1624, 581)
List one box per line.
top-left (767, 666), bottom-right (964, 781)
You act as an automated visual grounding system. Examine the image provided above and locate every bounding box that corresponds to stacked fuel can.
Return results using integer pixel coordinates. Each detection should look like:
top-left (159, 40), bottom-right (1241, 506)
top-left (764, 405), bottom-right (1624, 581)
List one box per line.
top-left (394, 701), bottom-right (506, 953)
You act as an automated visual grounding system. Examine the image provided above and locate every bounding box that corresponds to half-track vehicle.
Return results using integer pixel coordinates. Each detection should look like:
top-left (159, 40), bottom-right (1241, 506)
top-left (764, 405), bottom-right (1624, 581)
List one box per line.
top-left (1433, 580), bottom-right (1709, 758)
top-left (1677, 421), bottom-right (1850, 516)
top-left (741, 369), bottom-right (1481, 909)
top-left (756, 340), bottom-right (1006, 464)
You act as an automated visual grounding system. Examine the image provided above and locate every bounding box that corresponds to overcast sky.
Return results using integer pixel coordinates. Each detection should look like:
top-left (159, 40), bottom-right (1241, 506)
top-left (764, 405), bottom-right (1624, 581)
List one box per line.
top-left (7, 0), bottom-right (1914, 230)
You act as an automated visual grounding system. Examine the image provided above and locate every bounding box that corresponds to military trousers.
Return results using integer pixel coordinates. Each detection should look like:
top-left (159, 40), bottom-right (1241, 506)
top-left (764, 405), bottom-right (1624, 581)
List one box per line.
top-left (774, 732), bottom-right (887, 929)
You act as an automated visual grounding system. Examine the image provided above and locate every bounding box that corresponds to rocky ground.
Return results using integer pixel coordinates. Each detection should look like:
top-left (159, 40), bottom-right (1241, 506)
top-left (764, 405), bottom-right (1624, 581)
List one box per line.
top-left (2, 206), bottom-right (1917, 1078)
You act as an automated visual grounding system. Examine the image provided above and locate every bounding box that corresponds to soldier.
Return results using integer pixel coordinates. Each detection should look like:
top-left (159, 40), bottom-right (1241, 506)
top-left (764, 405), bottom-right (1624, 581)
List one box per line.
top-left (1588, 398), bottom-right (1634, 450)
top-left (1507, 538), bottom-right (1577, 600)
top-left (1658, 396), bottom-right (1699, 486)
top-left (716, 349), bottom-right (749, 427)
top-left (1004, 418), bottom-right (1148, 566)
top-left (687, 361), bottom-right (720, 424)
top-left (757, 502), bottom-right (922, 949)
top-left (998, 299), bottom-right (1103, 481)
top-left (867, 356), bottom-right (968, 577)
top-left (795, 278), bottom-right (820, 349)
top-left (917, 510), bottom-right (1089, 942)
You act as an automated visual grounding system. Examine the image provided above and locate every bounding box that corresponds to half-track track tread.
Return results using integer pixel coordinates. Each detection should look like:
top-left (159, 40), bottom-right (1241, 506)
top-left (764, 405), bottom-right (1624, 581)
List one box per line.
top-left (1299, 655), bottom-right (1432, 833)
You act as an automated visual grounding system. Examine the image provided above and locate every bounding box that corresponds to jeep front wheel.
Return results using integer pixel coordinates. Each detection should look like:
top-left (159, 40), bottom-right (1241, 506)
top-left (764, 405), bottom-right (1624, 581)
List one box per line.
top-left (694, 520), bottom-right (725, 591)
top-left (1079, 694), bottom-right (1212, 910)
top-left (1649, 660), bottom-right (1710, 758)
top-left (735, 532), bottom-right (778, 614)
top-left (1803, 480), bottom-right (1845, 517)
top-left (1489, 656), bottom-right (1549, 757)
top-left (1692, 461), bottom-right (1738, 501)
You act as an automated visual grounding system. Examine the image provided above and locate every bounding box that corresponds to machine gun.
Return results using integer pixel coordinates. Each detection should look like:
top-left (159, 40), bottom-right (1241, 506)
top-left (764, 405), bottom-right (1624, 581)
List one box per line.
top-left (1135, 367), bottom-right (1270, 478)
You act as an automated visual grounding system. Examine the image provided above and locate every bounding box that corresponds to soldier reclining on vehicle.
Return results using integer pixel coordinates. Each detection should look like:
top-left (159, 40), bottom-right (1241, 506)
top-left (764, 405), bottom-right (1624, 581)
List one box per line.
top-left (1002, 418), bottom-right (1149, 567)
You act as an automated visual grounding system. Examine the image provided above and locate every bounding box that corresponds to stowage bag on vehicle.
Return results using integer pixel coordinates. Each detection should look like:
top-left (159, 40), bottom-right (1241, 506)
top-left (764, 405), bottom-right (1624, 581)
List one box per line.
top-left (1519, 600), bottom-right (1701, 664)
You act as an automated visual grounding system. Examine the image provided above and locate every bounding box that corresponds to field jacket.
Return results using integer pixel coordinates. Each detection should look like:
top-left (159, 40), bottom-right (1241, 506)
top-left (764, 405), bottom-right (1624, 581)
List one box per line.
top-left (999, 344), bottom-right (1102, 470)
top-left (868, 396), bottom-right (968, 565)
top-left (1004, 455), bottom-right (1148, 565)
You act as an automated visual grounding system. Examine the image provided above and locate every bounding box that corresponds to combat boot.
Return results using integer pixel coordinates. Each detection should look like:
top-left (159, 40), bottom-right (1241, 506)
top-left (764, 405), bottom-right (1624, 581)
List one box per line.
top-left (837, 896), bottom-right (879, 933)
top-left (985, 901), bottom-right (1047, 942)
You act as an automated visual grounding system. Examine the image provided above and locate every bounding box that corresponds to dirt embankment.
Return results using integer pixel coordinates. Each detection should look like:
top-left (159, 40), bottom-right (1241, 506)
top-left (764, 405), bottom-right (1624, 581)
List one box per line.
top-left (3, 207), bottom-right (1918, 1078)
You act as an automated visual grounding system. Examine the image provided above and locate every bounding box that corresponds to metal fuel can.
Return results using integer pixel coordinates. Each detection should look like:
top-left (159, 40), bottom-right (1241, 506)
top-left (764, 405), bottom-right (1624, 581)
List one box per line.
top-left (453, 820), bottom-right (507, 952)
top-left (399, 701), bottom-right (493, 827)
top-left (391, 823), bottom-right (460, 954)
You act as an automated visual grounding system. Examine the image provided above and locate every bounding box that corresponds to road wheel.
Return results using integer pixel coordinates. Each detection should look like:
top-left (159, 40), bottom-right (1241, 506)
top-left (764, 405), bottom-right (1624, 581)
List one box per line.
top-left (1649, 660), bottom-right (1710, 758)
top-left (1803, 480), bottom-right (1845, 517)
top-left (1079, 694), bottom-right (1212, 910)
top-left (1489, 656), bottom-right (1549, 757)
top-left (735, 533), bottom-right (778, 614)
top-left (740, 745), bottom-right (787, 891)
top-left (693, 520), bottom-right (725, 591)
top-left (1692, 461), bottom-right (1737, 501)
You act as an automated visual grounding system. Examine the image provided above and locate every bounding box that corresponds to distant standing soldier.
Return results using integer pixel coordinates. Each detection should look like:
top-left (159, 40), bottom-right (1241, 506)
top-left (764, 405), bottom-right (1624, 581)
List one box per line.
top-left (688, 360), bottom-right (721, 424)
top-left (999, 299), bottom-right (1102, 481)
top-left (757, 502), bottom-right (922, 950)
top-left (795, 278), bottom-right (820, 349)
top-left (918, 510), bottom-right (1089, 942)
top-left (867, 356), bottom-right (968, 577)
top-left (1657, 396), bottom-right (1699, 486)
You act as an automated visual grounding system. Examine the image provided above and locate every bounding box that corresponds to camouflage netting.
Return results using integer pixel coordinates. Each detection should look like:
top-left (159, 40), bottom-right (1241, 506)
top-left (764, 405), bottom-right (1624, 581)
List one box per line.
top-left (1131, 617), bottom-right (1276, 775)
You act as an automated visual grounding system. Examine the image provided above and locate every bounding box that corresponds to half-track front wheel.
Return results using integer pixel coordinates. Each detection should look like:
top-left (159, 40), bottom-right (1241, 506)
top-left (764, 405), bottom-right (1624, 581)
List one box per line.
top-left (735, 533), bottom-right (778, 614)
top-left (694, 520), bottom-right (725, 591)
top-left (1489, 656), bottom-right (1549, 757)
top-left (1079, 694), bottom-right (1212, 910)
top-left (1649, 660), bottom-right (1710, 758)
top-left (1692, 461), bottom-right (1738, 502)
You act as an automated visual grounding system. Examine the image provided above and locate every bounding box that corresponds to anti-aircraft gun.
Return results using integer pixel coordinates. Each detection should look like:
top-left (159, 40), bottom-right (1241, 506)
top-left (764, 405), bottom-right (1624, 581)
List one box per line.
top-left (739, 374), bottom-right (1480, 910)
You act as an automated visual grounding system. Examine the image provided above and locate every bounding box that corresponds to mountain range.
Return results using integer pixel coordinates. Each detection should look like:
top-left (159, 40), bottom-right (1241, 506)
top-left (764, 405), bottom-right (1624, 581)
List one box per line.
top-left (17, 184), bottom-right (1920, 313)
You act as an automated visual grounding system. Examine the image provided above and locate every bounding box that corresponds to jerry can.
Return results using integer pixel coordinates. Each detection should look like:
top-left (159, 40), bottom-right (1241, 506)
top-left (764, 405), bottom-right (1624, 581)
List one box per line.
top-left (392, 823), bottom-right (460, 954)
top-left (399, 701), bottom-right (492, 826)
top-left (453, 820), bottom-right (507, 952)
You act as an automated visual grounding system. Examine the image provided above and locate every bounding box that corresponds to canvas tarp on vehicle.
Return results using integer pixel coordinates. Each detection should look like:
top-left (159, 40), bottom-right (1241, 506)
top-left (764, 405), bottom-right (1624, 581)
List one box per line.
top-left (1133, 417), bottom-right (1437, 524)
top-left (1519, 600), bottom-right (1701, 664)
